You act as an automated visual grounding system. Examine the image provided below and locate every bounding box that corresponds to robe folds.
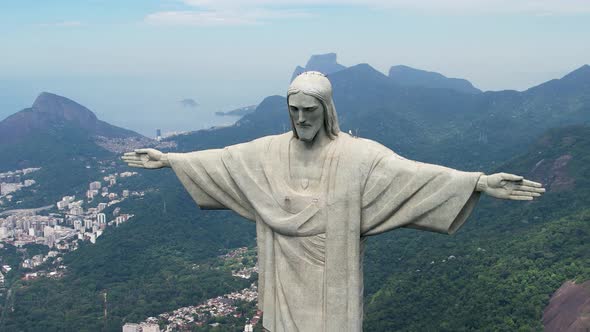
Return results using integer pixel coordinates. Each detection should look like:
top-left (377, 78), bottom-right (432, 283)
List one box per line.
top-left (167, 132), bottom-right (482, 332)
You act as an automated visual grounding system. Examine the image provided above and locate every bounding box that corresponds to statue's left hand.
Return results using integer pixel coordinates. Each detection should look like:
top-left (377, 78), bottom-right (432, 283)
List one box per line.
top-left (121, 148), bottom-right (170, 169)
top-left (477, 173), bottom-right (545, 201)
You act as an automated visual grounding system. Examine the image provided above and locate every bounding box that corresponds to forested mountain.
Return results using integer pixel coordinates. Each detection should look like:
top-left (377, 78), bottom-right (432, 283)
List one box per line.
top-left (0, 92), bottom-right (140, 144)
top-left (0, 92), bottom-right (148, 172)
top-left (1, 59), bottom-right (589, 331)
top-left (363, 125), bottom-right (590, 331)
top-left (388, 64), bottom-right (481, 94)
top-left (175, 62), bottom-right (590, 170)
top-left (0, 93), bottom-right (168, 205)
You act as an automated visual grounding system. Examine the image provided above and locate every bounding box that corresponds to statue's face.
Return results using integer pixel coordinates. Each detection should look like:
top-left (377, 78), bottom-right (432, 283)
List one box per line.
top-left (288, 92), bottom-right (325, 142)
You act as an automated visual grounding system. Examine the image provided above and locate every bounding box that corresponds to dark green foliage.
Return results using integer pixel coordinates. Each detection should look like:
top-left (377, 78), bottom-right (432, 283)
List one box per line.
top-left (0, 123), bottom-right (113, 211)
top-left (362, 125), bottom-right (590, 330)
top-left (0, 124), bottom-right (112, 172)
top-left (363, 209), bottom-right (590, 331)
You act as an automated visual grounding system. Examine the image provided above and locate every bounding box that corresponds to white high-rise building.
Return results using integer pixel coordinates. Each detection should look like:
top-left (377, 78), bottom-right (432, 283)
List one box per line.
top-left (0, 227), bottom-right (10, 239)
top-left (140, 323), bottom-right (160, 332)
top-left (86, 190), bottom-right (95, 200)
top-left (89, 181), bottom-right (101, 190)
top-left (43, 226), bottom-right (55, 238)
top-left (84, 219), bottom-right (93, 230)
top-left (115, 215), bottom-right (128, 226)
top-left (97, 213), bottom-right (106, 224)
top-left (122, 323), bottom-right (140, 332)
top-left (56, 200), bottom-right (68, 210)
top-left (69, 206), bottom-right (83, 216)
top-left (46, 234), bottom-right (56, 248)
top-left (73, 220), bottom-right (82, 231)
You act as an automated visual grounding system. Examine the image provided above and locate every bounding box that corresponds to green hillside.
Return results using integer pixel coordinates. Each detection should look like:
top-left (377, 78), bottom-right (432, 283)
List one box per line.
top-left (4, 125), bottom-right (589, 331)
top-left (363, 125), bottom-right (590, 331)
top-left (1, 171), bottom-right (256, 331)
top-left (364, 209), bottom-right (590, 331)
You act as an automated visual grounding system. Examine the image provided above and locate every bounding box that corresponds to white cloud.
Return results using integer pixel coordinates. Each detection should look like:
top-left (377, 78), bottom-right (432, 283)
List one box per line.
top-left (146, 11), bottom-right (259, 26)
top-left (145, 8), bottom-right (312, 26)
top-left (39, 21), bottom-right (83, 27)
top-left (146, 0), bottom-right (590, 26)
top-left (180, 0), bottom-right (590, 15)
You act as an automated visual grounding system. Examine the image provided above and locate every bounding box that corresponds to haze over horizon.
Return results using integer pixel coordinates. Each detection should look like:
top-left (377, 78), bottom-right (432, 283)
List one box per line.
top-left (1, 0), bottom-right (589, 136)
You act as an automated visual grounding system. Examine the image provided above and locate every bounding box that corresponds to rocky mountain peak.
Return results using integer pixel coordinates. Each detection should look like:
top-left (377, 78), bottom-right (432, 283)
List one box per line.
top-left (562, 64), bottom-right (590, 82)
top-left (32, 92), bottom-right (98, 124)
top-left (291, 53), bottom-right (347, 81)
top-left (543, 280), bottom-right (590, 332)
top-left (0, 92), bottom-right (142, 145)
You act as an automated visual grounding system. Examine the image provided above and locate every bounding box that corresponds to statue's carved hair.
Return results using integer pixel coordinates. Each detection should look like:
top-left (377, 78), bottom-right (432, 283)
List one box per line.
top-left (287, 71), bottom-right (340, 140)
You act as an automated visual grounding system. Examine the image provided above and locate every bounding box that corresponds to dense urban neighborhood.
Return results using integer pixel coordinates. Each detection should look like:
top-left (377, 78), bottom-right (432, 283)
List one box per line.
top-left (0, 164), bottom-right (261, 331)
top-left (0, 166), bottom-right (139, 284)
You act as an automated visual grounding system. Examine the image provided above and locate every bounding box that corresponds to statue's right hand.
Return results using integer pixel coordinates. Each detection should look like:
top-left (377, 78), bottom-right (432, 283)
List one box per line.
top-left (121, 148), bottom-right (169, 169)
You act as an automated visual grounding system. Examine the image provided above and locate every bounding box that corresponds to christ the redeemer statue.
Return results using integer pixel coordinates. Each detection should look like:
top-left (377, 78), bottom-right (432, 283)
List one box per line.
top-left (122, 71), bottom-right (545, 332)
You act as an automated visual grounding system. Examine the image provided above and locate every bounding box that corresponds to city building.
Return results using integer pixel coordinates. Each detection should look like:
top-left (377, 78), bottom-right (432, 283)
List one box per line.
top-left (84, 219), bottom-right (93, 230)
top-left (86, 190), bottom-right (97, 200)
top-left (140, 323), bottom-right (160, 332)
top-left (69, 206), bottom-right (83, 216)
top-left (73, 220), bottom-right (82, 231)
top-left (122, 323), bottom-right (140, 332)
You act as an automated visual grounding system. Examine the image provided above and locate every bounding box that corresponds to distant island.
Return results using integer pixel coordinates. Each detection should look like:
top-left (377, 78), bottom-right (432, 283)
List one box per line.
top-left (215, 105), bottom-right (257, 117)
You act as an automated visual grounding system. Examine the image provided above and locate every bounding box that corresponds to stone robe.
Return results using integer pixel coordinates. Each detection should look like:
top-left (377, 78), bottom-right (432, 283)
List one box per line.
top-left (167, 132), bottom-right (482, 332)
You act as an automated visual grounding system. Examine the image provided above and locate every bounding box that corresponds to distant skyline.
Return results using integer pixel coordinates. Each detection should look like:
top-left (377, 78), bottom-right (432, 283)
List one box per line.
top-left (1, 0), bottom-right (589, 136)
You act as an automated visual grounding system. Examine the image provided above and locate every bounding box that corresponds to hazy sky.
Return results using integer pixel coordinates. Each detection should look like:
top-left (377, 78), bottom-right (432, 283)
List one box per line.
top-left (1, 0), bottom-right (589, 136)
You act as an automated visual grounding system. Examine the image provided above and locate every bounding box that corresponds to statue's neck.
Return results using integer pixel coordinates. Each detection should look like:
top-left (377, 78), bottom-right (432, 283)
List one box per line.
top-left (289, 130), bottom-right (333, 191)
top-left (293, 128), bottom-right (331, 154)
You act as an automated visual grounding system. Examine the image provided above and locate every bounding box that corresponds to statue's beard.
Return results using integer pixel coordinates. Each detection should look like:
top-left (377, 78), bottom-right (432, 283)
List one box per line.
top-left (295, 124), bottom-right (318, 142)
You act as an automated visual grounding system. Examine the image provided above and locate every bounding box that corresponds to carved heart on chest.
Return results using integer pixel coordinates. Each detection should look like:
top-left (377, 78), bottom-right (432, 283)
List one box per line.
top-left (301, 178), bottom-right (309, 190)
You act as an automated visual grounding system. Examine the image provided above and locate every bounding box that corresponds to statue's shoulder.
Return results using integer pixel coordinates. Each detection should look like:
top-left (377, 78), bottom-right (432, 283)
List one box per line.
top-left (255, 132), bottom-right (292, 151)
top-left (226, 133), bottom-right (291, 155)
top-left (338, 133), bottom-right (396, 158)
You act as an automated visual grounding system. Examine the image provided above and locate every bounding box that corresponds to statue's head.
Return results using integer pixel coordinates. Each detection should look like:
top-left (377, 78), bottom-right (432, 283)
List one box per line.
top-left (287, 71), bottom-right (340, 142)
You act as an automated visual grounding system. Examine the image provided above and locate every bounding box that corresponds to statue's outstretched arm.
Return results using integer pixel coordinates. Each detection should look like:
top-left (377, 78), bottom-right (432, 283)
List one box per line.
top-left (476, 173), bottom-right (545, 201)
top-left (121, 149), bottom-right (170, 169)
